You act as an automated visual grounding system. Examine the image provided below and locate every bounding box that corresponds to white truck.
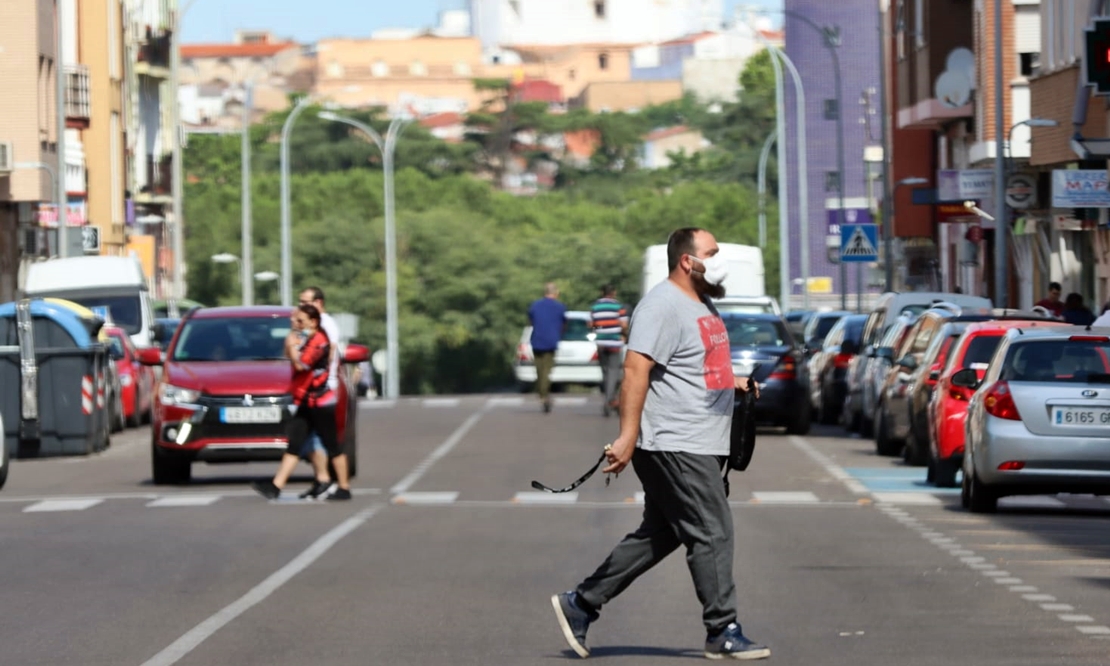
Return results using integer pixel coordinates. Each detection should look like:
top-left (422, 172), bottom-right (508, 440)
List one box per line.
top-left (23, 256), bottom-right (158, 349)
top-left (641, 243), bottom-right (780, 314)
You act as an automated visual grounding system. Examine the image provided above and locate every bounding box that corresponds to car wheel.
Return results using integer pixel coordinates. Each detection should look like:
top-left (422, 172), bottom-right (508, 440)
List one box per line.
top-left (934, 457), bottom-right (960, 488)
top-left (126, 392), bottom-right (142, 429)
top-left (111, 390), bottom-right (126, 433)
top-left (964, 466), bottom-right (997, 513)
top-left (874, 405), bottom-right (902, 457)
top-left (0, 439), bottom-right (8, 490)
top-left (151, 439), bottom-right (191, 485)
top-left (902, 426), bottom-right (928, 467)
top-left (785, 405), bottom-right (812, 435)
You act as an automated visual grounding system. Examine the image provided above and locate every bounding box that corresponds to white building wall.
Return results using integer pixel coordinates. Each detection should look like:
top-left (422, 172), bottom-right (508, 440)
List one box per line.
top-left (470, 0), bottom-right (723, 48)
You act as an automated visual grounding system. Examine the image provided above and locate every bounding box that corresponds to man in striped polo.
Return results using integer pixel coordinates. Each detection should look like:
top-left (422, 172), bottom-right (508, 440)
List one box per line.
top-left (590, 284), bottom-right (629, 417)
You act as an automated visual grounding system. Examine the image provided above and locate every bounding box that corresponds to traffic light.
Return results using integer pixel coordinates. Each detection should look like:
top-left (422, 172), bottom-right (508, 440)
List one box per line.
top-left (1085, 18), bottom-right (1110, 95)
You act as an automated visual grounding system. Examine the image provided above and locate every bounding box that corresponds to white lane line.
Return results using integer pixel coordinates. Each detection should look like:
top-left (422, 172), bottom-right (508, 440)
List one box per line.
top-left (751, 491), bottom-right (820, 504)
top-left (393, 492), bottom-right (459, 505)
top-left (389, 408), bottom-right (487, 495)
top-left (514, 491), bottom-right (579, 504)
top-left (554, 396), bottom-right (589, 407)
top-left (871, 492), bottom-right (945, 506)
top-left (423, 398), bottom-right (460, 408)
top-left (360, 400), bottom-right (396, 409)
top-left (1009, 585), bottom-right (1037, 592)
top-left (23, 499), bottom-right (103, 513)
top-left (788, 436), bottom-right (869, 494)
top-left (146, 495), bottom-right (221, 508)
top-left (1023, 594), bottom-right (1057, 602)
top-left (999, 496), bottom-right (1067, 509)
top-left (1042, 604), bottom-right (1075, 612)
top-left (981, 571), bottom-right (1011, 577)
top-left (1076, 626), bottom-right (1110, 635)
top-left (1060, 615), bottom-right (1096, 623)
top-left (486, 396), bottom-right (525, 407)
top-left (138, 504), bottom-right (383, 666)
top-left (995, 578), bottom-right (1024, 585)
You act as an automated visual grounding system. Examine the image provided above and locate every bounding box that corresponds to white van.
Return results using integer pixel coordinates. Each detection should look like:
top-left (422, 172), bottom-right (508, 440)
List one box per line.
top-left (642, 243), bottom-right (767, 299)
top-left (23, 256), bottom-right (157, 349)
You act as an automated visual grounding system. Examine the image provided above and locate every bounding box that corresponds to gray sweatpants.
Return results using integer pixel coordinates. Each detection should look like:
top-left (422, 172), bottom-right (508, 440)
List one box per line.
top-left (598, 348), bottom-right (623, 404)
top-left (575, 448), bottom-right (739, 635)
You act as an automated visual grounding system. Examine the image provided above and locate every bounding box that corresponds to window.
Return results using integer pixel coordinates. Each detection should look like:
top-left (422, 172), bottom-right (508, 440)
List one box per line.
top-left (1019, 52), bottom-right (1040, 78)
top-left (595, 0), bottom-right (606, 19)
top-left (598, 52), bottom-right (609, 70)
top-left (325, 60), bottom-right (344, 78)
top-left (823, 99), bottom-right (838, 120)
top-left (371, 60), bottom-right (389, 77)
top-left (454, 61), bottom-right (472, 76)
top-left (410, 60), bottom-right (428, 76)
top-left (825, 171), bottom-right (840, 192)
top-left (914, 0), bottom-right (925, 49)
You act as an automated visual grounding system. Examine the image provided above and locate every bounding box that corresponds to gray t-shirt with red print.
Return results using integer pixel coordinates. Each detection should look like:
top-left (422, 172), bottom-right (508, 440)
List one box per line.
top-left (627, 279), bottom-right (735, 455)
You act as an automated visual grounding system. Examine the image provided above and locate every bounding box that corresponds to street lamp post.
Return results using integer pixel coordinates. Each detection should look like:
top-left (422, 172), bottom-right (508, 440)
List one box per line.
top-left (210, 252), bottom-right (241, 303)
top-left (757, 130), bottom-right (776, 250)
top-left (318, 110), bottom-right (411, 400)
top-left (888, 176), bottom-right (927, 290)
top-left (278, 95), bottom-right (314, 307)
top-left (240, 81), bottom-right (254, 306)
top-left (170, 0), bottom-right (203, 314)
top-left (1003, 117), bottom-right (1057, 306)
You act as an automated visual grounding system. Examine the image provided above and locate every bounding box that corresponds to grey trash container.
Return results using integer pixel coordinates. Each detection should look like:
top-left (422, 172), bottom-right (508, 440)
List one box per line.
top-left (0, 298), bottom-right (111, 459)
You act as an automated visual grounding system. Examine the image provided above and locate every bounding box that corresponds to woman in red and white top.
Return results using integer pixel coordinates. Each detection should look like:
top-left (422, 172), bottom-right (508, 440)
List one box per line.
top-left (252, 304), bottom-right (342, 500)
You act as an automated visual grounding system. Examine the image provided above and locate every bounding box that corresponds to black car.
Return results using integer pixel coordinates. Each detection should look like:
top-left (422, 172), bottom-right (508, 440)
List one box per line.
top-left (722, 313), bottom-right (810, 434)
top-left (806, 314), bottom-right (867, 425)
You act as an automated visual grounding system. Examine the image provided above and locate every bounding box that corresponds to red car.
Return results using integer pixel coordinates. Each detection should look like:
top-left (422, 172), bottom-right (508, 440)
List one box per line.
top-left (927, 319), bottom-right (1067, 487)
top-left (104, 325), bottom-right (156, 428)
top-left (138, 306), bottom-right (368, 484)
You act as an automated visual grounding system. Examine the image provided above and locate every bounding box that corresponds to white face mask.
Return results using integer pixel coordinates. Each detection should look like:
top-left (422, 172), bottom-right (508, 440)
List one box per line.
top-left (690, 254), bottom-right (729, 286)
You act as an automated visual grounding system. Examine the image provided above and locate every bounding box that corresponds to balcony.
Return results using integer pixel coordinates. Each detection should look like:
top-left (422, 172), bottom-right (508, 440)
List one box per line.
top-left (65, 65), bottom-right (91, 128)
top-left (135, 27), bottom-right (172, 79)
top-left (134, 153), bottom-right (173, 204)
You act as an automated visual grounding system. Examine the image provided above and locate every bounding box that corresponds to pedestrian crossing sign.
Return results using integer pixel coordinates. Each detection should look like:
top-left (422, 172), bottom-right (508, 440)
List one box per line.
top-left (839, 224), bottom-right (879, 263)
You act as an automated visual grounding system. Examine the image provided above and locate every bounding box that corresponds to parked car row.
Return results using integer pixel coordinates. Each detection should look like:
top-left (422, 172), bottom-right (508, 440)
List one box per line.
top-left (790, 291), bottom-right (1110, 512)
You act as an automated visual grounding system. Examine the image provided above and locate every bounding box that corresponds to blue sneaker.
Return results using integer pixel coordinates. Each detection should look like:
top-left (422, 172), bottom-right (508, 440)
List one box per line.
top-left (551, 591), bottom-right (597, 658)
top-left (704, 623), bottom-right (770, 660)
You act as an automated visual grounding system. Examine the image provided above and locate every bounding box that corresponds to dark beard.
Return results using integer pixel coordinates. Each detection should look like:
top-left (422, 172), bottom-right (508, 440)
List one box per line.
top-left (693, 273), bottom-right (726, 300)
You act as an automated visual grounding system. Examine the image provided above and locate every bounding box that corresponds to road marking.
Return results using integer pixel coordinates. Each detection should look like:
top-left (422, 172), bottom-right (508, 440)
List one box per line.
top-left (1042, 604), bottom-right (1075, 611)
top-left (393, 492), bottom-right (459, 505)
top-left (871, 492), bottom-right (945, 506)
top-left (1076, 626), bottom-right (1110, 635)
top-left (554, 396), bottom-right (589, 407)
top-left (23, 499), bottom-right (103, 513)
top-left (146, 495), bottom-right (221, 508)
top-left (981, 570), bottom-right (1011, 577)
top-left (486, 396), bottom-right (525, 407)
top-left (751, 491), bottom-right (820, 504)
top-left (1023, 593), bottom-right (1057, 602)
top-left (1060, 615), bottom-right (1096, 623)
top-left (788, 436), bottom-right (869, 494)
top-left (1000, 496), bottom-right (1068, 509)
top-left (514, 491), bottom-right (579, 504)
top-left (360, 400), bottom-right (395, 409)
top-left (423, 398), bottom-right (460, 408)
top-left (138, 504), bottom-right (384, 666)
top-left (390, 408), bottom-right (487, 495)
top-left (995, 578), bottom-right (1024, 584)
top-left (1009, 585), bottom-right (1037, 592)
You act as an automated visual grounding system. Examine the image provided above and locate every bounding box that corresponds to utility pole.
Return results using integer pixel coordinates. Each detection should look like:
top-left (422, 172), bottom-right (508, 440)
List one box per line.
top-left (992, 0), bottom-right (1008, 308)
top-left (55, 0), bottom-right (67, 257)
top-left (240, 82), bottom-right (253, 306)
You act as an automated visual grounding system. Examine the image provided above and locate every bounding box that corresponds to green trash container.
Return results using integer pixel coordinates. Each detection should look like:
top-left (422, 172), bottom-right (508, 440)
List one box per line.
top-left (0, 298), bottom-right (111, 458)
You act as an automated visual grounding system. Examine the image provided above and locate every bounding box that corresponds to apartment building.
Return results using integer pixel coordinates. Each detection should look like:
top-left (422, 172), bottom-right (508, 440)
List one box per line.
top-left (0, 0), bottom-right (62, 301)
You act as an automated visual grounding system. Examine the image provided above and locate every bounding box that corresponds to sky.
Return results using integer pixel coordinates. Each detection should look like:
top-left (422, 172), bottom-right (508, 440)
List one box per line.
top-left (180, 0), bottom-right (783, 43)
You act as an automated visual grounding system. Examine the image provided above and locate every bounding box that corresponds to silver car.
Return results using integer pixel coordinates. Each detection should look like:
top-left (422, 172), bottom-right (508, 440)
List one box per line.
top-left (959, 326), bottom-right (1110, 512)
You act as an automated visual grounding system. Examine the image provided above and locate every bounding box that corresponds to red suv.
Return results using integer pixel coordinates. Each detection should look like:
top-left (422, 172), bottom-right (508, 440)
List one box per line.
top-left (927, 319), bottom-right (1066, 487)
top-left (139, 306), bottom-right (368, 484)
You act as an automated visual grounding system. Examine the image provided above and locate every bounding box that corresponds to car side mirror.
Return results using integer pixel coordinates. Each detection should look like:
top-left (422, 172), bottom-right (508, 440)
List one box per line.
top-left (928, 370), bottom-right (940, 382)
top-left (951, 367), bottom-right (980, 389)
top-left (137, 347), bottom-right (164, 366)
top-left (343, 343), bottom-right (370, 364)
top-left (897, 355), bottom-right (918, 371)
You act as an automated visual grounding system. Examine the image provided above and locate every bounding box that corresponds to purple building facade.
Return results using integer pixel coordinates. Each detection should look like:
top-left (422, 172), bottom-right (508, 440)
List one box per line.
top-left (784, 0), bottom-right (881, 309)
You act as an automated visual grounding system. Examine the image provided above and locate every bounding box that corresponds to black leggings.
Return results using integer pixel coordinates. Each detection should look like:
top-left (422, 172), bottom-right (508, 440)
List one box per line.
top-left (285, 404), bottom-right (340, 457)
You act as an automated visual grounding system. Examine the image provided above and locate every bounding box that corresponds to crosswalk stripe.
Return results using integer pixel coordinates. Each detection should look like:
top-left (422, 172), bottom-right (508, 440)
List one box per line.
top-left (513, 491), bottom-right (579, 503)
top-left (751, 491), bottom-right (820, 504)
top-left (146, 495), bottom-right (221, 508)
top-left (486, 396), bottom-right (525, 407)
top-left (554, 397), bottom-right (588, 406)
top-left (23, 499), bottom-right (103, 513)
top-left (999, 496), bottom-right (1067, 509)
top-left (422, 398), bottom-right (460, 408)
top-left (360, 400), bottom-right (396, 409)
top-left (393, 492), bottom-right (459, 505)
top-left (871, 492), bottom-right (946, 506)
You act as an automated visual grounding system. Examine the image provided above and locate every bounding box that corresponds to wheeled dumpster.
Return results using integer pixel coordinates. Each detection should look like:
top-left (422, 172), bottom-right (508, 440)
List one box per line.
top-left (0, 298), bottom-right (111, 458)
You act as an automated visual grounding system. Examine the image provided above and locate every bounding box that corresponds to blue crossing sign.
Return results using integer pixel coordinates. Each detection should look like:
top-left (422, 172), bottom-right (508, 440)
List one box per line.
top-left (839, 224), bottom-right (879, 263)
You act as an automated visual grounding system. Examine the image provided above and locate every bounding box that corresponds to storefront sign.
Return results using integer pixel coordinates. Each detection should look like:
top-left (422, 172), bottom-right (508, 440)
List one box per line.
top-left (36, 199), bottom-right (87, 227)
top-left (1051, 170), bottom-right (1110, 208)
top-left (936, 201), bottom-right (979, 223)
top-left (937, 169), bottom-right (994, 202)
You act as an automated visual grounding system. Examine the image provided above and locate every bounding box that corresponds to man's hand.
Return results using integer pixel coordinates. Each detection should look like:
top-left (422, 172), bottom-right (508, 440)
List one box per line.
top-left (602, 435), bottom-right (635, 475)
top-left (735, 376), bottom-right (760, 399)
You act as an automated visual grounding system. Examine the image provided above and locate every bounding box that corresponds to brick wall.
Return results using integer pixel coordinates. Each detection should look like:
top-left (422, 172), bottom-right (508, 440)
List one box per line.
top-left (976, 0), bottom-right (1016, 143)
top-left (1029, 66), bottom-right (1105, 166)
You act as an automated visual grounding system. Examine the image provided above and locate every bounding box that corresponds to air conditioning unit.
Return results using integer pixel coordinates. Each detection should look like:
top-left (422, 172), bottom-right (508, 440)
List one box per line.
top-left (0, 141), bottom-right (12, 172)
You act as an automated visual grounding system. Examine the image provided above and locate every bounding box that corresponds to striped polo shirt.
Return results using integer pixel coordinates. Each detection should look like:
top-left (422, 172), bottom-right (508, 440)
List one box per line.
top-left (590, 297), bottom-right (628, 349)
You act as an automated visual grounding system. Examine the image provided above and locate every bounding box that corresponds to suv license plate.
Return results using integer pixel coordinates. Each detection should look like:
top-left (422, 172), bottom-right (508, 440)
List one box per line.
top-left (221, 406), bottom-right (282, 424)
top-left (1052, 406), bottom-right (1110, 426)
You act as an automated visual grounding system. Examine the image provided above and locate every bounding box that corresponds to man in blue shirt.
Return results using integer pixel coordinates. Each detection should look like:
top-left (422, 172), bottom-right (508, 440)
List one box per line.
top-left (528, 282), bottom-right (567, 413)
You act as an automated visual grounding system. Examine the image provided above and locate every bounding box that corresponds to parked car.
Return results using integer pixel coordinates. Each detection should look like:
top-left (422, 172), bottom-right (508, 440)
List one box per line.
top-left (722, 313), bottom-right (809, 434)
top-left (800, 310), bottom-right (851, 358)
top-left (139, 306), bottom-right (368, 484)
top-left (514, 311), bottom-right (603, 391)
top-left (104, 325), bottom-right (156, 428)
top-left (898, 320), bottom-right (975, 465)
top-left (960, 327), bottom-right (1110, 512)
top-left (874, 304), bottom-right (998, 457)
top-left (153, 317), bottom-right (181, 348)
top-left (927, 319), bottom-right (1068, 487)
top-left (714, 295), bottom-right (782, 316)
top-left (0, 409), bottom-right (7, 490)
top-left (807, 314), bottom-right (866, 425)
top-left (784, 310), bottom-right (816, 342)
top-left (843, 311), bottom-right (918, 435)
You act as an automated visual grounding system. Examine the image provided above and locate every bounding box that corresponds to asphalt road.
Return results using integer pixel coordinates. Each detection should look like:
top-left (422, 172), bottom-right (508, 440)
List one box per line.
top-left (2, 394), bottom-right (1109, 665)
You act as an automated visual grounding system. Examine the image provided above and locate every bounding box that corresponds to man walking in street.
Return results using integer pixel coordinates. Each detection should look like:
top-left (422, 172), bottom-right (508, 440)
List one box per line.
top-left (528, 282), bottom-right (567, 413)
top-left (550, 227), bottom-right (768, 660)
top-left (299, 287), bottom-right (352, 500)
top-left (589, 284), bottom-right (628, 417)
top-left (1035, 282), bottom-right (1065, 318)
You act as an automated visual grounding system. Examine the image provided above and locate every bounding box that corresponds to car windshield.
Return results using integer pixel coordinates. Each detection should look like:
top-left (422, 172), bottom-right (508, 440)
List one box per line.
top-left (960, 334), bottom-right (1003, 368)
top-left (562, 318), bottom-right (592, 342)
top-left (172, 316), bottom-right (292, 362)
top-left (1000, 339), bottom-right (1110, 383)
top-left (67, 295), bottom-right (142, 335)
top-left (722, 317), bottom-right (789, 347)
top-left (812, 315), bottom-right (843, 341)
top-left (105, 336), bottom-right (126, 360)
